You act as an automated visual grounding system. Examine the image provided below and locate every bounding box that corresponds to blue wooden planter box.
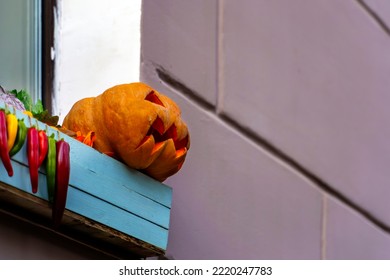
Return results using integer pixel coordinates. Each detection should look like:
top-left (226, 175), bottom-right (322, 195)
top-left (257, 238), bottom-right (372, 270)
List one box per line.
top-left (0, 102), bottom-right (172, 257)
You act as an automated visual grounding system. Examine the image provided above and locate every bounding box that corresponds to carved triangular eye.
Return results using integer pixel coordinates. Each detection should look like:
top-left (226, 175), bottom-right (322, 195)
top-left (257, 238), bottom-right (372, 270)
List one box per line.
top-left (145, 91), bottom-right (165, 107)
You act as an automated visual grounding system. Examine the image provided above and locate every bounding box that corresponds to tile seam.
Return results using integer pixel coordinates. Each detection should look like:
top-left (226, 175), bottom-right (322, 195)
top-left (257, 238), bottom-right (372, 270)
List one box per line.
top-left (321, 194), bottom-right (328, 260)
top-left (156, 67), bottom-right (215, 112)
top-left (355, 0), bottom-right (390, 36)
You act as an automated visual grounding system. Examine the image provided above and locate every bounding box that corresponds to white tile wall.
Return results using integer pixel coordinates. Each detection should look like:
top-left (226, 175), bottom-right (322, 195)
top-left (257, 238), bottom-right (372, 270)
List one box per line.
top-left (221, 0), bottom-right (390, 226)
top-left (141, 0), bottom-right (218, 106)
top-left (142, 0), bottom-right (390, 259)
top-left (325, 196), bottom-right (390, 259)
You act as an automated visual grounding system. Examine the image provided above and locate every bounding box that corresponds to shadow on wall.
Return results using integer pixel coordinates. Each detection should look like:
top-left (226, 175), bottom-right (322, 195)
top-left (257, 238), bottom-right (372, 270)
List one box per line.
top-left (0, 211), bottom-right (115, 259)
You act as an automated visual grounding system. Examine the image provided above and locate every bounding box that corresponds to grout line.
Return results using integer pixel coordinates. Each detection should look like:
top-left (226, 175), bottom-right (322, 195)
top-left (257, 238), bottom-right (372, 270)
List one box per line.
top-left (155, 66), bottom-right (390, 235)
top-left (321, 194), bottom-right (328, 260)
top-left (221, 111), bottom-right (390, 234)
top-left (156, 68), bottom-right (215, 112)
top-left (355, 0), bottom-right (390, 36)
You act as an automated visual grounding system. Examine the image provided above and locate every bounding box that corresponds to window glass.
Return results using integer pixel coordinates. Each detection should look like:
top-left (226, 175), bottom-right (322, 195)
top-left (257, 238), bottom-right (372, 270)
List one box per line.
top-left (0, 0), bottom-right (41, 102)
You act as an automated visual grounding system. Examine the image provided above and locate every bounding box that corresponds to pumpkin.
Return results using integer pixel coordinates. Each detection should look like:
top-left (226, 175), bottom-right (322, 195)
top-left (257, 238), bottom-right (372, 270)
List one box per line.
top-left (62, 82), bottom-right (190, 182)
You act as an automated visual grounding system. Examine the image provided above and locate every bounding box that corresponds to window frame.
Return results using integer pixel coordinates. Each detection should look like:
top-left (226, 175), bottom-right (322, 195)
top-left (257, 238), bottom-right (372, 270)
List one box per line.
top-left (42, 0), bottom-right (56, 115)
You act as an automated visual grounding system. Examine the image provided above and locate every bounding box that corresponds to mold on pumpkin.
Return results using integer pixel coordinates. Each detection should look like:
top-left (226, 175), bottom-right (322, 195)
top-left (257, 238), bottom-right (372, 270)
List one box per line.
top-left (62, 82), bottom-right (190, 182)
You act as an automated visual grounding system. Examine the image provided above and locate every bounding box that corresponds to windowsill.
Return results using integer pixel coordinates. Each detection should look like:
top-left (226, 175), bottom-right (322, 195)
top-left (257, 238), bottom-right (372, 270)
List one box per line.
top-left (0, 102), bottom-right (171, 259)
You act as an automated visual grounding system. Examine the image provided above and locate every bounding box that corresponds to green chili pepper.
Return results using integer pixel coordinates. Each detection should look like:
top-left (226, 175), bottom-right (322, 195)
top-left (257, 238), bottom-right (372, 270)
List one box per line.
top-left (46, 134), bottom-right (56, 203)
top-left (9, 119), bottom-right (27, 157)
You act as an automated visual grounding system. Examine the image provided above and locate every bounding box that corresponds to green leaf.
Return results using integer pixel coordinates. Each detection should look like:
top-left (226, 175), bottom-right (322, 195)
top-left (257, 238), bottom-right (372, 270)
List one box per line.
top-left (32, 99), bottom-right (44, 116)
top-left (10, 88), bottom-right (60, 127)
top-left (34, 109), bottom-right (59, 126)
top-left (10, 89), bottom-right (33, 111)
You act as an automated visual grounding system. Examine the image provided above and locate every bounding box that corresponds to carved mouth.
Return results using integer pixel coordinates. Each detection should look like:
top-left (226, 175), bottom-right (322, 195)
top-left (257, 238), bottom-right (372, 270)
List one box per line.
top-left (137, 91), bottom-right (189, 151)
top-left (137, 117), bottom-right (189, 151)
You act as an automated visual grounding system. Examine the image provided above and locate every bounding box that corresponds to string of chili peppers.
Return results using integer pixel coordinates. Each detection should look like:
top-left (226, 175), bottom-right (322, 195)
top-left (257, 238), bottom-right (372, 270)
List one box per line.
top-left (0, 106), bottom-right (71, 228)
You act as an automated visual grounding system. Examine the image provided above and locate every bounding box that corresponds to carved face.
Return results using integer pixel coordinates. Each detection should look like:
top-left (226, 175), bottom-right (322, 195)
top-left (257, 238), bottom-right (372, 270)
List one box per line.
top-left (63, 83), bottom-right (190, 181)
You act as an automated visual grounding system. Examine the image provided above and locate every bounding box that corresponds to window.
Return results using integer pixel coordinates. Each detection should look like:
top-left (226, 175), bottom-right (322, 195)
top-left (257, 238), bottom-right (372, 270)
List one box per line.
top-left (0, 0), bottom-right (140, 118)
top-left (0, 0), bottom-right (42, 103)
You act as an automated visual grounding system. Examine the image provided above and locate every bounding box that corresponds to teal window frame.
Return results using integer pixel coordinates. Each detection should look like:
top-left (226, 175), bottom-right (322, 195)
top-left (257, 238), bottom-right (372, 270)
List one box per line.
top-left (0, 0), bottom-right (42, 103)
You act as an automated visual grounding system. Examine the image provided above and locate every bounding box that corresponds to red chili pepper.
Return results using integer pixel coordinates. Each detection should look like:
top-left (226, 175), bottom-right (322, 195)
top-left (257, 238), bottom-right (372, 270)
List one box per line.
top-left (53, 139), bottom-right (70, 228)
top-left (27, 127), bottom-right (39, 193)
top-left (38, 130), bottom-right (48, 167)
top-left (0, 110), bottom-right (13, 176)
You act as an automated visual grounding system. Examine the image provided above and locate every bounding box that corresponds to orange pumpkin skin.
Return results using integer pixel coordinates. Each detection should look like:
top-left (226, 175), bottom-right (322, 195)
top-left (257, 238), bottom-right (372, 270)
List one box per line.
top-left (62, 83), bottom-right (190, 181)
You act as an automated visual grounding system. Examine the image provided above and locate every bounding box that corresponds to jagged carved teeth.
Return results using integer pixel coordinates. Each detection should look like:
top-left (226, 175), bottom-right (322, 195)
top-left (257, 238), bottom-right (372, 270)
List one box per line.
top-left (136, 91), bottom-right (189, 151)
top-left (138, 117), bottom-right (188, 150)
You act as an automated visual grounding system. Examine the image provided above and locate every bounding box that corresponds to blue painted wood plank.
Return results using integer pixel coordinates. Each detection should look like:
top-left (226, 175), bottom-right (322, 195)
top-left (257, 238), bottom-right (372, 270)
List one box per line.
top-left (0, 160), bottom-right (50, 201)
top-left (69, 144), bottom-right (172, 208)
top-left (67, 188), bottom-right (168, 249)
top-left (69, 160), bottom-right (171, 229)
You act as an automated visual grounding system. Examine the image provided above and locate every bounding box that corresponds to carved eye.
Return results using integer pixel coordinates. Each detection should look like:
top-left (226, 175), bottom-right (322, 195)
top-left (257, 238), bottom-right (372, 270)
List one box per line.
top-left (145, 91), bottom-right (164, 107)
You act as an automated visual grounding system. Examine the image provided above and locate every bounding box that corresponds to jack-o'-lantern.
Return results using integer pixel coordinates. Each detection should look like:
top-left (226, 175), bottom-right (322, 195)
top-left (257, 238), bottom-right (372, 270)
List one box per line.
top-left (62, 83), bottom-right (190, 182)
